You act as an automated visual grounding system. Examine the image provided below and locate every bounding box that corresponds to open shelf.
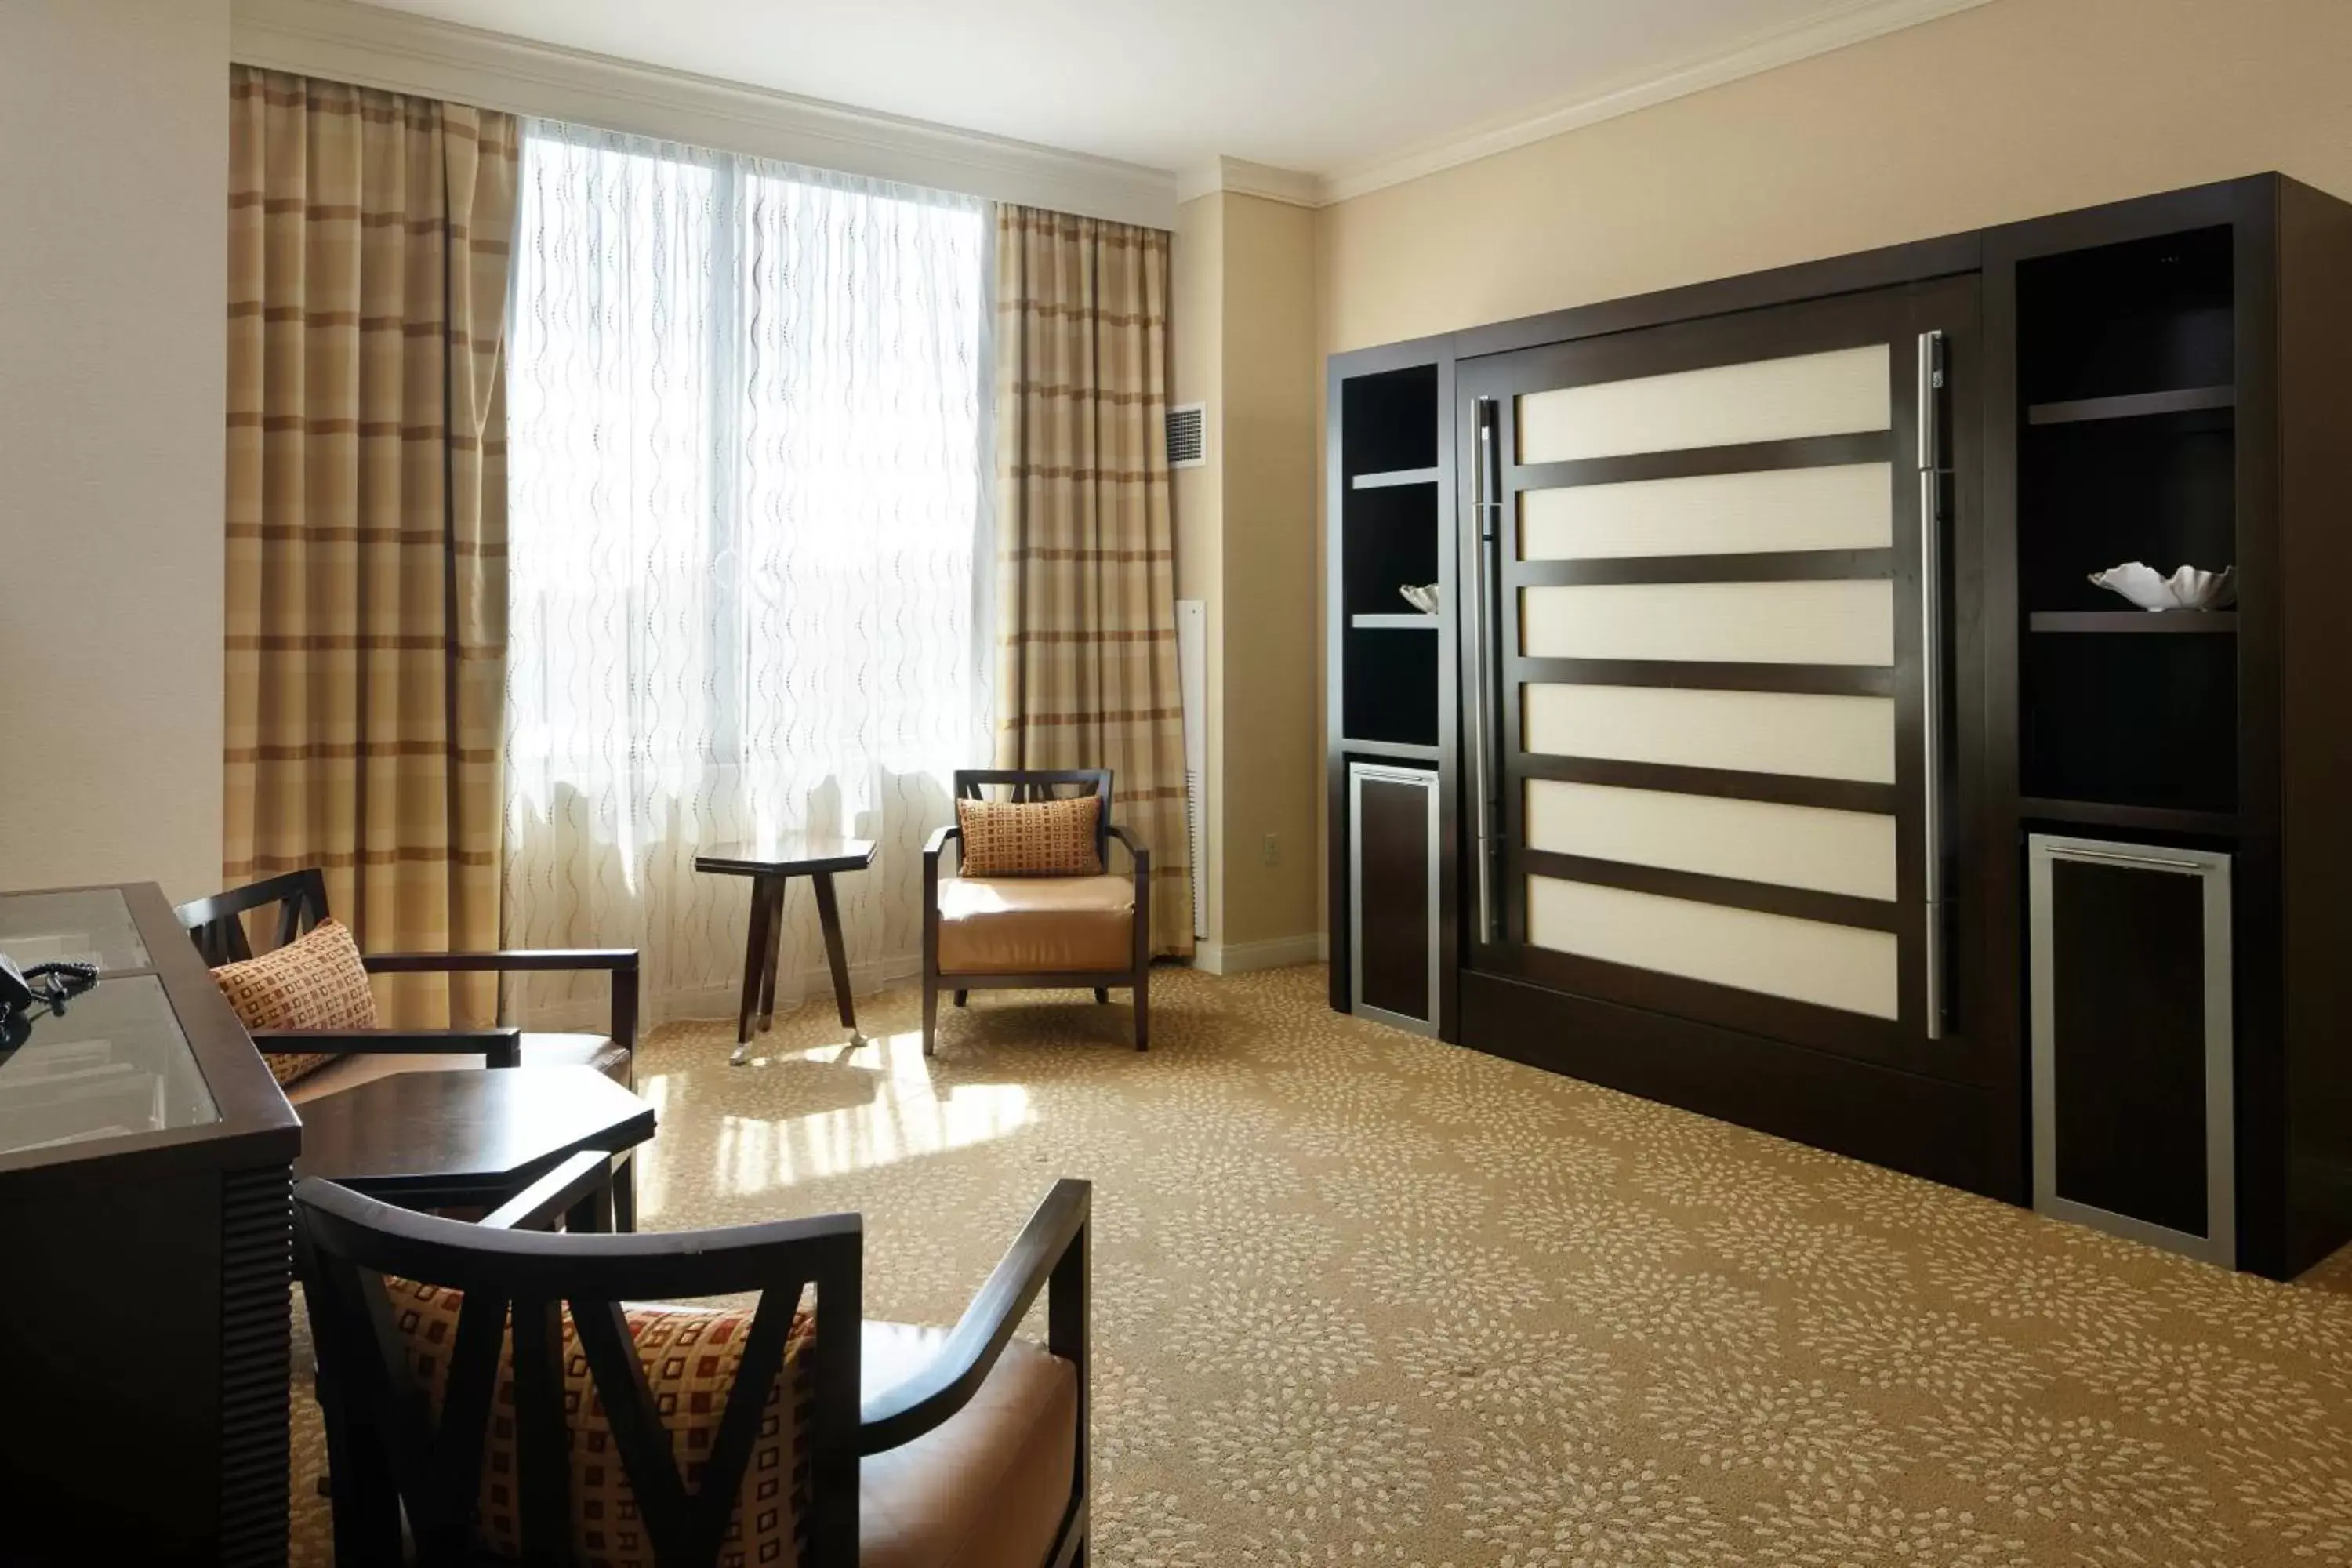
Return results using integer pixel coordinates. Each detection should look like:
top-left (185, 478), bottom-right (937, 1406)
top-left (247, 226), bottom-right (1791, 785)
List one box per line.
top-left (1351, 613), bottom-right (1440, 630)
top-left (2030, 611), bottom-right (2237, 633)
top-left (2018, 797), bottom-right (2238, 838)
top-left (1342, 738), bottom-right (1441, 763)
top-left (2027, 386), bottom-right (2234, 426)
top-left (1352, 466), bottom-right (1441, 491)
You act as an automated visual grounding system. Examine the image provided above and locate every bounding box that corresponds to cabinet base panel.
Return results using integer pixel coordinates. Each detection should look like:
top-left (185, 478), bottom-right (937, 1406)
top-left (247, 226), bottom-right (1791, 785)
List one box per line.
top-left (1459, 969), bottom-right (2018, 1202)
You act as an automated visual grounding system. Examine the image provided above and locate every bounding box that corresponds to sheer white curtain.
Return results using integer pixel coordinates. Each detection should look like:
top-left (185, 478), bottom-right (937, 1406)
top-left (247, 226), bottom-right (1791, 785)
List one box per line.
top-left (503, 121), bottom-right (993, 1026)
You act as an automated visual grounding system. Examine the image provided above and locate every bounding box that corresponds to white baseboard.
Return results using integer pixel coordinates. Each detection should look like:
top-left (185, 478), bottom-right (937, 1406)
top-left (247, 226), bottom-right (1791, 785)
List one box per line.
top-left (1193, 934), bottom-right (1324, 976)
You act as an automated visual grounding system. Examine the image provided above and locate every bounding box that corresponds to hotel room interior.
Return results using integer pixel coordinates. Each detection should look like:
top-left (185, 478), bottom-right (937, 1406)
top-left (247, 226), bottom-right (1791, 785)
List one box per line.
top-left (7, 0), bottom-right (2352, 1562)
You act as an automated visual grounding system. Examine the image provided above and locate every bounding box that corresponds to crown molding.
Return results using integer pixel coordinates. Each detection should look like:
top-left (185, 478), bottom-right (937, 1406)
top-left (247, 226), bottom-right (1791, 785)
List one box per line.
top-left (1178, 155), bottom-right (1321, 209)
top-left (228, 0), bottom-right (1178, 229)
top-left (1318, 0), bottom-right (1996, 205)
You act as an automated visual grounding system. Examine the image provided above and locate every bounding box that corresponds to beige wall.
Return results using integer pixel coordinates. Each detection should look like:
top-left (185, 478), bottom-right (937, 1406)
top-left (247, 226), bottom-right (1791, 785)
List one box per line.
top-left (1317, 0), bottom-right (2352, 354)
top-left (1172, 191), bottom-right (1323, 962)
top-left (1, 0), bottom-right (230, 901)
top-left (1171, 194), bottom-right (1226, 942)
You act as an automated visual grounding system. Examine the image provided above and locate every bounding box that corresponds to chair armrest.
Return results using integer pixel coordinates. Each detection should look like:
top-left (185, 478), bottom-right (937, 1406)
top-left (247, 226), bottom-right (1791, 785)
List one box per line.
top-left (480, 1150), bottom-right (615, 1232)
top-left (361, 950), bottom-right (640, 1055)
top-left (858, 1178), bottom-right (1091, 1454)
top-left (252, 1026), bottom-right (523, 1067)
top-left (922, 824), bottom-right (962, 863)
top-left (1105, 824), bottom-right (1150, 870)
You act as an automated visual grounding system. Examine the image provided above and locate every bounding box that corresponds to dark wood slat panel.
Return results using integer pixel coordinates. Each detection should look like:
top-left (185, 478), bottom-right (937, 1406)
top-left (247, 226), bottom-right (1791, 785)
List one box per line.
top-left (1510, 548), bottom-right (1894, 586)
top-left (1512, 657), bottom-right (1895, 696)
top-left (1524, 849), bottom-right (1900, 931)
top-left (1514, 753), bottom-right (1898, 815)
top-left (2026, 385), bottom-right (2235, 425)
top-left (2028, 610), bottom-right (2237, 633)
top-left (1351, 466), bottom-right (1441, 489)
top-left (1473, 945), bottom-right (1927, 1078)
top-left (1511, 431), bottom-right (1889, 490)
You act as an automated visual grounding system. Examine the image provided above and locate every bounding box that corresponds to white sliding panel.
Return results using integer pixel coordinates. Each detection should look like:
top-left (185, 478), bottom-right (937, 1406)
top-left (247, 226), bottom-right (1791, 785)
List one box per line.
top-left (1518, 345), bottom-right (1890, 464)
top-left (1523, 684), bottom-right (1895, 783)
top-left (1526, 780), bottom-right (1896, 901)
top-left (1519, 462), bottom-right (1893, 560)
top-left (1527, 876), bottom-right (1900, 1018)
top-left (1522, 579), bottom-right (1893, 666)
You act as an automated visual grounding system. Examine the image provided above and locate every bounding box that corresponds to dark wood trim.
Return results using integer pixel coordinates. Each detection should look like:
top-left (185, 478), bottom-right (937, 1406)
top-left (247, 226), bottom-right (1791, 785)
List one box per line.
top-left (1512, 432), bottom-right (1888, 490)
top-left (1509, 548), bottom-right (1893, 586)
top-left (1511, 658), bottom-right (1894, 697)
top-left (2027, 611), bottom-right (2238, 633)
top-left (691, 844), bottom-right (878, 877)
top-left (1350, 466), bottom-right (1440, 489)
top-left (1338, 738), bottom-right (1441, 762)
top-left (1513, 753), bottom-right (1899, 815)
top-left (1459, 968), bottom-right (2002, 1194)
top-left (2016, 797), bottom-right (2240, 837)
top-left (1523, 849), bottom-right (1900, 931)
top-left (2027, 385), bottom-right (2235, 425)
top-left (1452, 229), bottom-right (1984, 361)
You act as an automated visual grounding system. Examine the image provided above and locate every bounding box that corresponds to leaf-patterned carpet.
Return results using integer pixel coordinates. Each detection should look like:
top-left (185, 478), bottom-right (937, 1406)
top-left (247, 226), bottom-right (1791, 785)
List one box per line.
top-left (291, 964), bottom-right (2352, 1565)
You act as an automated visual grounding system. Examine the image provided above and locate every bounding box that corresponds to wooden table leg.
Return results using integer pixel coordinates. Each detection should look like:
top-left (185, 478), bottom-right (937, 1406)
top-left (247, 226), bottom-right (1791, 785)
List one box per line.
top-left (757, 875), bottom-right (786, 1033)
top-left (811, 871), bottom-right (859, 1035)
top-left (735, 875), bottom-right (773, 1051)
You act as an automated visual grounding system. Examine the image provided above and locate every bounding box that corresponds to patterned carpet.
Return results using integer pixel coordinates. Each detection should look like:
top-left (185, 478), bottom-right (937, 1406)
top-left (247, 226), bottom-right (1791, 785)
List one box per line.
top-left (291, 964), bottom-right (2352, 1565)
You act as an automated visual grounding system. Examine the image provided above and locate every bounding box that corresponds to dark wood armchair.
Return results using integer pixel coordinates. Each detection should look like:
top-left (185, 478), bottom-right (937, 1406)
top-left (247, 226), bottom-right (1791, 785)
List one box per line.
top-left (177, 869), bottom-right (641, 1220)
top-left (922, 769), bottom-right (1150, 1056)
top-left (294, 1161), bottom-right (1091, 1568)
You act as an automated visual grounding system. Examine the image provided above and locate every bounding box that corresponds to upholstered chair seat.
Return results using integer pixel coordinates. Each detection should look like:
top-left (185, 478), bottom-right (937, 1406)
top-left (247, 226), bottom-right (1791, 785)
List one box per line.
top-left (934, 874), bottom-right (1137, 975)
top-left (857, 1324), bottom-right (1079, 1568)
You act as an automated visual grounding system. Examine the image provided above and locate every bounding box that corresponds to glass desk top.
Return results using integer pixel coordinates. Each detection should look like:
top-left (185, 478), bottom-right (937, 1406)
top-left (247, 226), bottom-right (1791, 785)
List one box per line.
top-left (0, 887), bottom-right (151, 973)
top-left (0, 975), bottom-right (220, 1156)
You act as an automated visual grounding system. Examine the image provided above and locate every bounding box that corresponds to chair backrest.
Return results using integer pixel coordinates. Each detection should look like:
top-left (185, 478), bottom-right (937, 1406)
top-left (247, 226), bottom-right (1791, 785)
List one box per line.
top-left (953, 768), bottom-right (1114, 869)
top-left (292, 1177), bottom-right (865, 1568)
top-left (174, 868), bottom-right (331, 965)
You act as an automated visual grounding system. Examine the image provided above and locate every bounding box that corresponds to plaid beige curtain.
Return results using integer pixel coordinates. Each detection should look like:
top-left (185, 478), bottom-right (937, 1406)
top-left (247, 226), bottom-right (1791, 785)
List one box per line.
top-left (993, 206), bottom-right (1193, 957)
top-left (224, 67), bottom-right (518, 1025)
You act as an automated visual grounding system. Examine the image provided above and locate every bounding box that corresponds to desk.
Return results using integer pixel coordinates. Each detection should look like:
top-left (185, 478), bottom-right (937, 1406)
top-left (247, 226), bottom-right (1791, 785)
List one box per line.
top-left (695, 835), bottom-right (877, 1064)
top-left (0, 882), bottom-right (303, 1566)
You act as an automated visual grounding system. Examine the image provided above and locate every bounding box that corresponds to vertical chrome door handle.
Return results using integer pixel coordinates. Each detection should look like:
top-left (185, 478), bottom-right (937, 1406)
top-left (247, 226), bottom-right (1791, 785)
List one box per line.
top-left (1917, 329), bottom-right (1948, 1040)
top-left (1468, 397), bottom-right (1503, 945)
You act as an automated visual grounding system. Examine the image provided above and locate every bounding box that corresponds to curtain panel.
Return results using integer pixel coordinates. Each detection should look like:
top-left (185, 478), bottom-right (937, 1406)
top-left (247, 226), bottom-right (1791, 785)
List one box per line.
top-left (993, 208), bottom-right (1194, 957)
top-left (224, 67), bottom-right (518, 1025)
top-left (500, 122), bottom-right (994, 1028)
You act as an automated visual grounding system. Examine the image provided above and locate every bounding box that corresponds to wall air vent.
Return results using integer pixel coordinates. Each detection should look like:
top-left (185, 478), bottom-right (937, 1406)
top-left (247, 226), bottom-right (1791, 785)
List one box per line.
top-left (1167, 401), bottom-right (1207, 469)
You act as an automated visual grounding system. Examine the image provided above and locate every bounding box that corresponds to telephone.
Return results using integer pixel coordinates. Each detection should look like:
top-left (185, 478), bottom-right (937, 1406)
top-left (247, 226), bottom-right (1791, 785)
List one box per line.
top-left (0, 951), bottom-right (99, 1052)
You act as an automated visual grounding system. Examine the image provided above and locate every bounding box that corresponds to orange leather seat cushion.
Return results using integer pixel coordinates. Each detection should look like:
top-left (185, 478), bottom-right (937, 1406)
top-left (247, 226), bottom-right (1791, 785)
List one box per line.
top-left (281, 1033), bottom-right (631, 1105)
top-left (859, 1323), bottom-right (1078, 1568)
top-left (935, 875), bottom-right (1134, 975)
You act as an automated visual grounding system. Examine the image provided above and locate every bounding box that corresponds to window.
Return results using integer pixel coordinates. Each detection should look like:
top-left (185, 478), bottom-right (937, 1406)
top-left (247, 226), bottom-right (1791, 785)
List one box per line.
top-left (503, 122), bottom-right (992, 1021)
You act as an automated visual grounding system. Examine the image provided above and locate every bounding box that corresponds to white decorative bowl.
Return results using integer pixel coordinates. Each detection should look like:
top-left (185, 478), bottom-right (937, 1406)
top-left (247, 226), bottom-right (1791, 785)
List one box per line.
top-left (2087, 561), bottom-right (2235, 612)
top-left (1398, 583), bottom-right (1441, 615)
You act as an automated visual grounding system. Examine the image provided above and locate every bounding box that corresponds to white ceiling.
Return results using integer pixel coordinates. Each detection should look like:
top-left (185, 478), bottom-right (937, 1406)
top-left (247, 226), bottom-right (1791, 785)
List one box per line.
top-left (354, 0), bottom-right (1973, 187)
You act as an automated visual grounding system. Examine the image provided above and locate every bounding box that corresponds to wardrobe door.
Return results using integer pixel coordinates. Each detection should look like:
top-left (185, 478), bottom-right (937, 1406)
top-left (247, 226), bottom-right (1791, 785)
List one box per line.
top-left (1457, 278), bottom-right (1979, 1074)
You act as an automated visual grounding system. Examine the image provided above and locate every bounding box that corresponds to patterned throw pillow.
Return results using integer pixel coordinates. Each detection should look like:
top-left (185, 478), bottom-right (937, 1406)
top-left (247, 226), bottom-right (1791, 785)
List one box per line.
top-left (956, 795), bottom-right (1104, 877)
top-left (209, 916), bottom-right (377, 1088)
top-left (387, 1278), bottom-right (816, 1565)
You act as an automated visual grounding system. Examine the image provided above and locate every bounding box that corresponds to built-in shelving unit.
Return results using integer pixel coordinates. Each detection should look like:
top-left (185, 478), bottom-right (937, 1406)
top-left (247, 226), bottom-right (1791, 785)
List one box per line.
top-left (2015, 223), bottom-right (2239, 819)
top-left (1329, 345), bottom-right (1452, 1033)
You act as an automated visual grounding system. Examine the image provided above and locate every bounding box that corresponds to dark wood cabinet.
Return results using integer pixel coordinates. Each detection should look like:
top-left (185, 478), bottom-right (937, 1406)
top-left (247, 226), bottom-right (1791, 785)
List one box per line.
top-left (0, 884), bottom-right (300, 1566)
top-left (1348, 763), bottom-right (1438, 1034)
top-left (1327, 172), bottom-right (2352, 1277)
